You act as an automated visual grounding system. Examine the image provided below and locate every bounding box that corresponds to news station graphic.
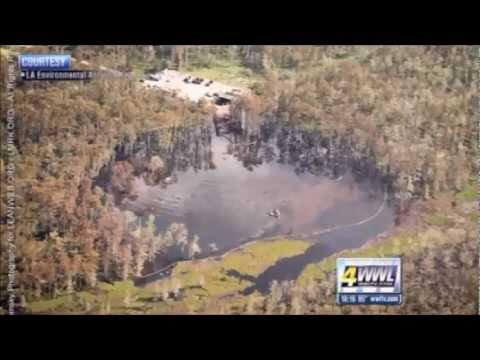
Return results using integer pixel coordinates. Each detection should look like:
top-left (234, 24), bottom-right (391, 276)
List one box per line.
top-left (18, 54), bottom-right (94, 81)
top-left (21, 70), bottom-right (95, 81)
top-left (19, 54), bottom-right (71, 71)
top-left (337, 258), bottom-right (402, 305)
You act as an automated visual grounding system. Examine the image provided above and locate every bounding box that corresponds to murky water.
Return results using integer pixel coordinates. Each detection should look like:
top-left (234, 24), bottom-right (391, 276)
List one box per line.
top-left (104, 118), bottom-right (396, 285)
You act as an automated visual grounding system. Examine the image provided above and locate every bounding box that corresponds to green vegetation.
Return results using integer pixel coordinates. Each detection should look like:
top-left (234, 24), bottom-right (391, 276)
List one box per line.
top-left (127, 57), bottom-right (168, 80)
top-left (182, 58), bottom-right (265, 88)
top-left (143, 238), bottom-right (309, 313)
top-left (26, 238), bottom-right (310, 314)
top-left (423, 213), bottom-right (453, 227)
top-left (27, 290), bottom-right (97, 314)
top-left (456, 178), bottom-right (477, 202)
top-left (27, 280), bottom-right (154, 314)
top-left (298, 228), bottom-right (450, 286)
top-left (222, 239), bottom-right (310, 276)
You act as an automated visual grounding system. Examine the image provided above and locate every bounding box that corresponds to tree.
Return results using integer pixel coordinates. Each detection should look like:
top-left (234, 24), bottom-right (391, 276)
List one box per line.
top-left (164, 223), bottom-right (189, 252)
top-left (187, 235), bottom-right (202, 259)
top-left (171, 278), bottom-right (182, 299)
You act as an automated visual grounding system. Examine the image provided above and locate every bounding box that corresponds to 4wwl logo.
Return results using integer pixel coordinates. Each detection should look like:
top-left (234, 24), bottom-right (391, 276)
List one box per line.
top-left (336, 258), bottom-right (402, 305)
top-left (341, 265), bottom-right (397, 288)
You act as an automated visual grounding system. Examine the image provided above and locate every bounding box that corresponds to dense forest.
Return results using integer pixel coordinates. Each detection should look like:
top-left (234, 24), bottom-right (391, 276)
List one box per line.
top-left (0, 46), bottom-right (213, 304)
top-left (0, 45), bottom-right (477, 313)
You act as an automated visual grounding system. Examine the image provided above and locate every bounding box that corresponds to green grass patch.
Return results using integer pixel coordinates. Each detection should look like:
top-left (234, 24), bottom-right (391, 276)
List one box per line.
top-left (128, 57), bottom-right (168, 80)
top-left (423, 213), bottom-right (453, 227)
top-left (27, 290), bottom-right (97, 314)
top-left (223, 239), bottom-right (310, 276)
top-left (456, 180), bottom-right (477, 202)
top-left (27, 296), bottom-right (74, 314)
top-left (143, 238), bottom-right (310, 313)
top-left (182, 58), bottom-right (265, 88)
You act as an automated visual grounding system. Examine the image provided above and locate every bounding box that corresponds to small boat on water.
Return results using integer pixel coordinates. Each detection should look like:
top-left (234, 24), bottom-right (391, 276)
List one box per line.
top-left (267, 209), bottom-right (281, 218)
top-left (208, 243), bottom-right (219, 252)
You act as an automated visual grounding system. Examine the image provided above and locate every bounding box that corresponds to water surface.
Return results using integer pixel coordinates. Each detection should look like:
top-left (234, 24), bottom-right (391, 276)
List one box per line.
top-left (109, 119), bottom-right (395, 284)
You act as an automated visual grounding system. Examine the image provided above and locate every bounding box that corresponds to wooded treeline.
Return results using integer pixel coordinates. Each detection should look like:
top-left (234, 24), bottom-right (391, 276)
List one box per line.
top-left (0, 50), bottom-right (211, 303)
top-left (69, 45), bottom-right (478, 207)
top-left (260, 46), bottom-right (477, 211)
